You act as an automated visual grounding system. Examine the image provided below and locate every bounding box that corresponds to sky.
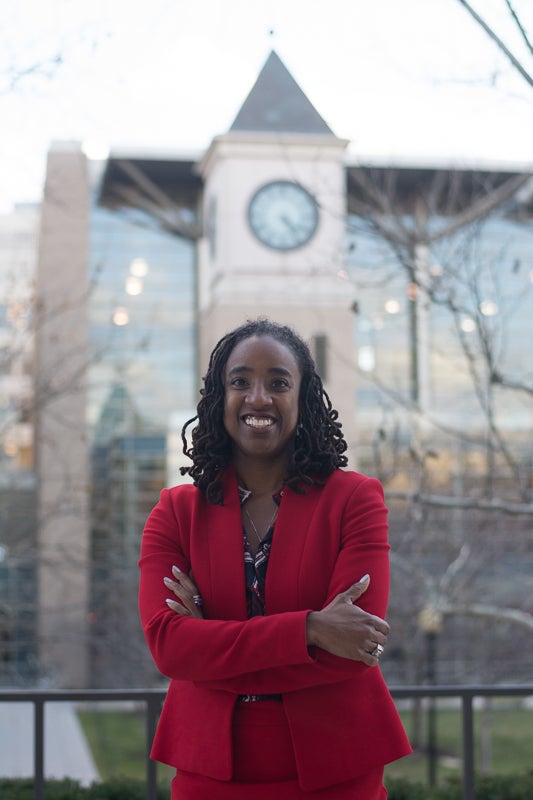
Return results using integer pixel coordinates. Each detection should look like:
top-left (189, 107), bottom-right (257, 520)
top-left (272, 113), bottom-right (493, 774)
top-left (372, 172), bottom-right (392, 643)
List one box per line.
top-left (1, 0), bottom-right (532, 212)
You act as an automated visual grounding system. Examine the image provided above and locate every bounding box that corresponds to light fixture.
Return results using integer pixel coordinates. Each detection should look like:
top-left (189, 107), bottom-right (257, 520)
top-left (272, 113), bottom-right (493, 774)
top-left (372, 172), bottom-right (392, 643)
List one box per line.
top-left (480, 300), bottom-right (498, 317)
top-left (407, 283), bottom-right (417, 301)
top-left (418, 606), bottom-right (443, 635)
top-left (384, 298), bottom-right (401, 314)
top-left (460, 317), bottom-right (476, 333)
top-left (125, 276), bottom-right (143, 296)
top-left (130, 258), bottom-right (149, 277)
top-left (112, 307), bottom-right (129, 326)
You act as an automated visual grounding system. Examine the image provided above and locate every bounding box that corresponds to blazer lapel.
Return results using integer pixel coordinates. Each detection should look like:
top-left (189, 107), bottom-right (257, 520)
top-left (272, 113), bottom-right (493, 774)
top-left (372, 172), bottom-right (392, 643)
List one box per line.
top-left (199, 465), bottom-right (248, 620)
top-left (265, 482), bottom-right (322, 614)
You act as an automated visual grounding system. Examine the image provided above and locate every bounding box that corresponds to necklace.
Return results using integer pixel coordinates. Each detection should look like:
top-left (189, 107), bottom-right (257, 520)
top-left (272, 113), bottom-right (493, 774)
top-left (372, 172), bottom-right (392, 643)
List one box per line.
top-left (243, 505), bottom-right (279, 544)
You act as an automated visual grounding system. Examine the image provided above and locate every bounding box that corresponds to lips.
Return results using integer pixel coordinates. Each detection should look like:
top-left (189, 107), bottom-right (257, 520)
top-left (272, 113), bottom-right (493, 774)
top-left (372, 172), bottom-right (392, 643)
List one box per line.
top-left (242, 415), bottom-right (275, 429)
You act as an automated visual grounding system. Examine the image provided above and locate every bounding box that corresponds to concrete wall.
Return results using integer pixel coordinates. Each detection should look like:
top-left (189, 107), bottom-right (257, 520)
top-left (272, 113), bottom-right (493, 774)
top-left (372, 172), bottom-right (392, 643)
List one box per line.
top-left (34, 144), bottom-right (90, 687)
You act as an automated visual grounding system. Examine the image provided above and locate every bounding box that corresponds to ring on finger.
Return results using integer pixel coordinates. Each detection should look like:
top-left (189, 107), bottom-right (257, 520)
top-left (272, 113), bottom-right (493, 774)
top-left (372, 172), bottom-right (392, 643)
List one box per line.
top-left (192, 594), bottom-right (203, 607)
top-left (371, 643), bottom-right (384, 658)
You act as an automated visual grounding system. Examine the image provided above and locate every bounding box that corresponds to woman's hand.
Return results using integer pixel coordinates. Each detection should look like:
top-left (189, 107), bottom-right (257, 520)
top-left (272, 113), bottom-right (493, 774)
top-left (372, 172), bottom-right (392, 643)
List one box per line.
top-left (306, 574), bottom-right (388, 666)
top-left (164, 566), bottom-right (205, 619)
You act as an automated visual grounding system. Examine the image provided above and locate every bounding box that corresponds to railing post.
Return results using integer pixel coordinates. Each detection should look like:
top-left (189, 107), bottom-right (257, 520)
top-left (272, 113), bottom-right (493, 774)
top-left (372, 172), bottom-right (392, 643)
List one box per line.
top-left (34, 698), bottom-right (45, 800)
top-left (425, 633), bottom-right (438, 787)
top-left (462, 692), bottom-right (475, 800)
top-left (146, 695), bottom-right (159, 800)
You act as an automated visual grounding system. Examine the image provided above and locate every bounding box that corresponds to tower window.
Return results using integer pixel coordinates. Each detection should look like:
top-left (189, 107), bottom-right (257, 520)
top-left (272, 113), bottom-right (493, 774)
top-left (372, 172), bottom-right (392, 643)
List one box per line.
top-left (313, 333), bottom-right (328, 382)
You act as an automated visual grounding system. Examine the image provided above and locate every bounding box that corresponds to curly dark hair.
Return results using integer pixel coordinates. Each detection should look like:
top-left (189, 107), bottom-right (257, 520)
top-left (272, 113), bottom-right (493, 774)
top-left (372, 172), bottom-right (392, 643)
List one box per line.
top-left (180, 319), bottom-right (348, 504)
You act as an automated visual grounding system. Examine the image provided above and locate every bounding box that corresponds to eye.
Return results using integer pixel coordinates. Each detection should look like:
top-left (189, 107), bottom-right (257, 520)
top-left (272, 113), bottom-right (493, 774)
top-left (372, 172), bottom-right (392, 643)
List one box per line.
top-left (271, 378), bottom-right (290, 390)
top-left (229, 377), bottom-right (248, 387)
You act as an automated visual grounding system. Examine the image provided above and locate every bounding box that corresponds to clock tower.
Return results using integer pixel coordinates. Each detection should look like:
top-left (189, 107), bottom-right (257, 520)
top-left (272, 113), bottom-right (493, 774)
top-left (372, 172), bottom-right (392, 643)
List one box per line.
top-left (197, 51), bottom-right (357, 459)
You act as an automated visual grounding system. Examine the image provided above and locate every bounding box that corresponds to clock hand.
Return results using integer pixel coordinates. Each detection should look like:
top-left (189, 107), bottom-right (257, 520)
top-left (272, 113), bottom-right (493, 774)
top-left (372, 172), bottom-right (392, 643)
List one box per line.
top-left (280, 214), bottom-right (298, 233)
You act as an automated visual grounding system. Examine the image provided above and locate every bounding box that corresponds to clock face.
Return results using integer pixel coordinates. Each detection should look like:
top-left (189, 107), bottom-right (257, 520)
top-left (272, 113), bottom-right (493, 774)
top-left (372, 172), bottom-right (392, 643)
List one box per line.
top-left (247, 181), bottom-right (319, 251)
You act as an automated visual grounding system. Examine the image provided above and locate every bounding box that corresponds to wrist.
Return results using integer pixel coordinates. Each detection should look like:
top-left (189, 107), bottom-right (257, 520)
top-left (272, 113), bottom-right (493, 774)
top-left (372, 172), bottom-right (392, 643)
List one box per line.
top-left (306, 611), bottom-right (321, 648)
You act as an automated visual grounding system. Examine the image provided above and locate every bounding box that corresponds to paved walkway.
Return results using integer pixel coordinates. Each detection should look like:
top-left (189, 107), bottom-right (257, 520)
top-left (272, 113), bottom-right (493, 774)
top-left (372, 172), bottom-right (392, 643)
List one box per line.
top-left (0, 701), bottom-right (99, 785)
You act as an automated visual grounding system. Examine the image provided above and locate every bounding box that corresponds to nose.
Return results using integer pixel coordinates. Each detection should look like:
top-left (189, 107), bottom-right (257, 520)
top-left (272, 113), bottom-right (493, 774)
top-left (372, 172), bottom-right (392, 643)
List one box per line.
top-left (245, 381), bottom-right (272, 406)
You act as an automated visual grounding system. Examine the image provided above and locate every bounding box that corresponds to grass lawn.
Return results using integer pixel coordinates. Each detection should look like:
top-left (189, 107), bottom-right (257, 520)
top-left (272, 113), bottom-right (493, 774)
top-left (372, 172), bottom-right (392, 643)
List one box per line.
top-left (385, 703), bottom-right (533, 785)
top-left (78, 708), bottom-right (174, 788)
top-left (79, 703), bottom-right (533, 788)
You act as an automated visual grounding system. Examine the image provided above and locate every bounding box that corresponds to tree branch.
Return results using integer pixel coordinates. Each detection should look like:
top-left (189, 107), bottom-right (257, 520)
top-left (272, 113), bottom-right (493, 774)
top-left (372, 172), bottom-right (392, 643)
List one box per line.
top-left (429, 173), bottom-right (532, 243)
top-left (443, 602), bottom-right (533, 631)
top-left (113, 160), bottom-right (201, 240)
top-left (455, 0), bottom-right (533, 88)
top-left (504, 0), bottom-right (533, 56)
top-left (491, 371), bottom-right (533, 396)
top-left (386, 490), bottom-right (533, 515)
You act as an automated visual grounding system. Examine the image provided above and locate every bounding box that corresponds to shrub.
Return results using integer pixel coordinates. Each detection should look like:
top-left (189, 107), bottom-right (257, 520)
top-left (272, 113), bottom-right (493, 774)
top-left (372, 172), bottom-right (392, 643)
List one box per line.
top-left (386, 772), bottom-right (533, 800)
top-left (0, 779), bottom-right (86, 800)
top-left (386, 776), bottom-right (429, 799)
top-left (474, 771), bottom-right (533, 800)
top-left (0, 778), bottom-right (168, 800)
top-left (2, 773), bottom-right (533, 799)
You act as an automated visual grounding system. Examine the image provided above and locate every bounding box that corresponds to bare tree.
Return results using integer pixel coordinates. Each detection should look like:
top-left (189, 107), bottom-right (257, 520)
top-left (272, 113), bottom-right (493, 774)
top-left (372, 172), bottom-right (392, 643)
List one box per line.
top-left (0, 54), bottom-right (63, 96)
top-left (343, 165), bottom-right (533, 693)
top-left (455, 0), bottom-right (533, 89)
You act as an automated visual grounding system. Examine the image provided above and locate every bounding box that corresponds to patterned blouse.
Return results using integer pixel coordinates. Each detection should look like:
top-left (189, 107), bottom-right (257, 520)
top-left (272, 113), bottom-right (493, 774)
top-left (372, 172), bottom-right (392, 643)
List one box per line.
top-left (238, 487), bottom-right (284, 703)
top-left (238, 486), bottom-right (283, 618)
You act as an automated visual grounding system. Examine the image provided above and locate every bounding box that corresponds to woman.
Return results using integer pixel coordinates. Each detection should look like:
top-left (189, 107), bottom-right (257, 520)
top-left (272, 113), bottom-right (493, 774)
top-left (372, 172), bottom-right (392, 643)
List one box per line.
top-left (139, 319), bottom-right (411, 799)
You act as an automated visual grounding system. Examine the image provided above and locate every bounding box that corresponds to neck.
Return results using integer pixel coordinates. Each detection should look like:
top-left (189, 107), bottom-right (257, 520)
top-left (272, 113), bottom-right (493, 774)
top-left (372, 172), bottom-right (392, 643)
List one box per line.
top-left (232, 455), bottom-right (287, 496)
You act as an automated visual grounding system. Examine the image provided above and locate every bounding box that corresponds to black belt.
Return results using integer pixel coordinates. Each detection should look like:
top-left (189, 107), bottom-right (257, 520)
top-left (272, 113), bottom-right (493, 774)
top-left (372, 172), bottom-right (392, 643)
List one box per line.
top-left (237, 693), bottom-right (282, 702)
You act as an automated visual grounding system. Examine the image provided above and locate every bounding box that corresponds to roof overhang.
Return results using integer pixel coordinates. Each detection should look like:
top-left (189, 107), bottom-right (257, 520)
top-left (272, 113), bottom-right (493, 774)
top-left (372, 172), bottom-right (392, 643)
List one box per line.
top-left (345, 158), bottom-right (533, 216)
top-left (96, 147), bottom-right (533, 220)
top-left (98, 148), bottom-right (204, 210)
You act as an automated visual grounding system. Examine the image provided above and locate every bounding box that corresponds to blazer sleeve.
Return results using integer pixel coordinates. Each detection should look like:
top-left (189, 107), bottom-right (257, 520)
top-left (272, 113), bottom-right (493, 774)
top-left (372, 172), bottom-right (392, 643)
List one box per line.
top-left (139, 488), bottom-right (317, 682)
top-left (196, 475), bottom-right (392, 694)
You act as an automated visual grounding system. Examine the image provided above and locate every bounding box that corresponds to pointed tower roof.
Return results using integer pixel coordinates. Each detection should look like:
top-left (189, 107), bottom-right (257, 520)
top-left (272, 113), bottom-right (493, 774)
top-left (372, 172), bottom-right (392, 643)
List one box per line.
top-left (229, 50), bottom-right (334, 136)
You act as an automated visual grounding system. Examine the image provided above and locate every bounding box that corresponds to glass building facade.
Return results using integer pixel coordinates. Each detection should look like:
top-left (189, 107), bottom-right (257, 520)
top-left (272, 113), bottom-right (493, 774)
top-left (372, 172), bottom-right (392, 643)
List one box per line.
top-left (88, 204), bottom-right (196, 439)
top-left (86, 200), bottom-right (197, 684)
top-left (347, 211), bottom-right (533, 434)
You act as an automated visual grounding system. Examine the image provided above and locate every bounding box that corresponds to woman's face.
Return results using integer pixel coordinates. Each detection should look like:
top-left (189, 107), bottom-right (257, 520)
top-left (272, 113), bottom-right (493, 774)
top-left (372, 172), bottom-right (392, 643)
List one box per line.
top-left (223, 335), bottom-right (302, 466)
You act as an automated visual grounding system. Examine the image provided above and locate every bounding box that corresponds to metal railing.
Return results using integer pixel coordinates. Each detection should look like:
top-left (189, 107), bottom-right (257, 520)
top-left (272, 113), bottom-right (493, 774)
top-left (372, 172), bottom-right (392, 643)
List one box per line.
top-left (392, 685), bottom-right (533, 799)
top-left (0, 689), bottom-right (165, 800)
top-left (1, 685), bottom-right (532, 800)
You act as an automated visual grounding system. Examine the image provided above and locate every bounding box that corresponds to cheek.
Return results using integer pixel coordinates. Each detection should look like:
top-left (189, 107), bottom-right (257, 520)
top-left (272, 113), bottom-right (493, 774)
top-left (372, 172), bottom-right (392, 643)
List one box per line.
top-left (223, 390), bottom-right (233, 415)
top-left (222, 395), bottom-right (241, 434)
top-left (288, 403), bottom-right (300, 430)
top-left (222, 399), bottom-right (232, 426)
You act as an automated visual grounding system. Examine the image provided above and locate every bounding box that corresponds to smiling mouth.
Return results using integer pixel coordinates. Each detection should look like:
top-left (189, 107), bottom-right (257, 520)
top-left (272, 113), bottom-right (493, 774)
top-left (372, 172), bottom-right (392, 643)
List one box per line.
top-left (242, 415), bottom-right (275, 429)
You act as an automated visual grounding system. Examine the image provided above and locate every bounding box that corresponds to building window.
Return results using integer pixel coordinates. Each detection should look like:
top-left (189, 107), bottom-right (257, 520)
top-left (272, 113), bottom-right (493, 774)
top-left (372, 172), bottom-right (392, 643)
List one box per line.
top-left (313, 333), bottom-right (328, 382)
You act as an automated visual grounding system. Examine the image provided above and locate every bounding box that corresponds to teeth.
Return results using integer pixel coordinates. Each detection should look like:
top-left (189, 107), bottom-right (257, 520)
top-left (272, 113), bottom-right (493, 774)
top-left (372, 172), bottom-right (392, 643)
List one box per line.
top-left (244, 416), bottom-right (274, 428)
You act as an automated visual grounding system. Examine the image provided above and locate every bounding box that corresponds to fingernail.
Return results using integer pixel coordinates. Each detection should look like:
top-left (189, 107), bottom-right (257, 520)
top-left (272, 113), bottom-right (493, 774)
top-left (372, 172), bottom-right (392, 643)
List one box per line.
top-left (359, 574), bottom-right (370, 583)
top-left (163, 577), bottom-right (173, 584)
top-left (166, 598), bottom-right (179, 608)
top-left (172, 565), bottom-right (182, 575)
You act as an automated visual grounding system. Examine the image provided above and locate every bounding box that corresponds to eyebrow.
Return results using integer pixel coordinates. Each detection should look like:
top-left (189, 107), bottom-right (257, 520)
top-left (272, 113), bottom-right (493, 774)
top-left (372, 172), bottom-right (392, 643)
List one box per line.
top-left (227, 365), bottom-right (293, 377)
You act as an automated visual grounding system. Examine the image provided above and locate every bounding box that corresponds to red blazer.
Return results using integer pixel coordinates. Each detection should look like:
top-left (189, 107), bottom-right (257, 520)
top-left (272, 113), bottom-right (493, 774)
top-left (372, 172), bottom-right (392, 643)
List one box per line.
top-left (138, 466), bottom-right (411, 792)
